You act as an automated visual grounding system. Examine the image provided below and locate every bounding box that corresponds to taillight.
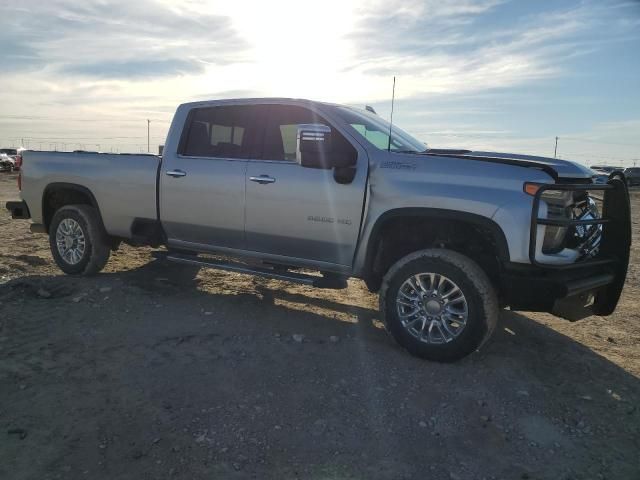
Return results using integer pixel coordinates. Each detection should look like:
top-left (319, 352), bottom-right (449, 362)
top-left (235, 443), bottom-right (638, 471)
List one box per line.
top-left (16, 155), bottom-right (22, 191)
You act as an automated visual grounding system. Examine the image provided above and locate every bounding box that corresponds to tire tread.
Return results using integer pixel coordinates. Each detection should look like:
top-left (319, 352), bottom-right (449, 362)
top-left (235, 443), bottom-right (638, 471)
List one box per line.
top-left (49, 205), bottom-right (110, 275)
top-left (379, 248), bottom-right (499, 361)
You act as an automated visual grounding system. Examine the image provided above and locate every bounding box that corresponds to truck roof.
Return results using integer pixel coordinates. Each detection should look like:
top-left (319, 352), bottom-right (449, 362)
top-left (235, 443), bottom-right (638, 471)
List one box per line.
top-left (178, 97), bottom-right (341, 109)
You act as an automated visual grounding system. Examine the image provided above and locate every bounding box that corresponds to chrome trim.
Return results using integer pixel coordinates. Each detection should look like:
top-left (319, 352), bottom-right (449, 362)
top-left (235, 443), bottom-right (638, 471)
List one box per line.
top-left (55, 218), bottom-right (86, 265)
top-left (396, 273), bottom-right (469, 344)
top-left (166, 169), bottom-right (187, 178)
top-left (249, 175), bottom-right (276, 184)
top-left (166, 238), bottom-right (352, 273)
top-left (573, 197), bottom-right (602, 259)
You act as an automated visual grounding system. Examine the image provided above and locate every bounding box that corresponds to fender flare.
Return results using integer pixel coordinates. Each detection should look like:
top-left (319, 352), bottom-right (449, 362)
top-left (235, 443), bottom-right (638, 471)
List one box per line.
top-left (362, 207), bottom-right (511, 274)
top-left (42, 182), bottom-right (104, 232)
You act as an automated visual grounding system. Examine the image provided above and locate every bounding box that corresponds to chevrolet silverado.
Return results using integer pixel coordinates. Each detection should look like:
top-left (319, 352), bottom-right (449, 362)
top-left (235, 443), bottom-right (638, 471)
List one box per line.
top-left (6, 98), bottom-right (631, 361)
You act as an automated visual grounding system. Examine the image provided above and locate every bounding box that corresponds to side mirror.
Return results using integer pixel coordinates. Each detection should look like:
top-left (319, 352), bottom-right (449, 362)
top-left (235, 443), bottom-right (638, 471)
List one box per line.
top-left (296, 124), bottom-right (333, 169)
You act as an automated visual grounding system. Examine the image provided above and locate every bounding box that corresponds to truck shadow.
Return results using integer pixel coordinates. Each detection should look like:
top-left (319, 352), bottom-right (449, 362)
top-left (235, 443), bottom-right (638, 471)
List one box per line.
top-left (4, 256), bottom-right (639, 389)
top-left (2, 257), bottom-right (639, 478)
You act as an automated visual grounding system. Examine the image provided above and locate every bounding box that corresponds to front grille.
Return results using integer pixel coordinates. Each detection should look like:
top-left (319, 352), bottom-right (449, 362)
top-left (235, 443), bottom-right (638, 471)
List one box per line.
top-left (529, 181), bottom-right (627, 270)
top-left (570, 197), bottom-right (602, 259)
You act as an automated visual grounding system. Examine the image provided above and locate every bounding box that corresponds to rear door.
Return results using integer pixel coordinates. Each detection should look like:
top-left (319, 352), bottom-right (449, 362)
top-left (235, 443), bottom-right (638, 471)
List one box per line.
top-left (244, 104), bottom-right (367, 266)
top-left (160, 104), bottom-right (263, 249)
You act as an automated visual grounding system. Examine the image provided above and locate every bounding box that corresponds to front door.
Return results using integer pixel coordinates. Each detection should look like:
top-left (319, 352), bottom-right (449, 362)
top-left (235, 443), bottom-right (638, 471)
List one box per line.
top-left (160, 104), bottom-right (263, 249)
top-left (244, 104), bottom-right (367, 266)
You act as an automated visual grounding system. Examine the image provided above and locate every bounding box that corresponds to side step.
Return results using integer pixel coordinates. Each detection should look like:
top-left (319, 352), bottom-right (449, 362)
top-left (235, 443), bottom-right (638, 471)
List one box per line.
top-left (161, 252), bottom-right (348, 289)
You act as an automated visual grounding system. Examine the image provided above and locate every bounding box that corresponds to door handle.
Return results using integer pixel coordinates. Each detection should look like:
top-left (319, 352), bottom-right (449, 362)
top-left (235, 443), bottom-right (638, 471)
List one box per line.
top-left (166, 169), bottom-right (187, 178)
top-left (249, 175), bottom-right (276, 184)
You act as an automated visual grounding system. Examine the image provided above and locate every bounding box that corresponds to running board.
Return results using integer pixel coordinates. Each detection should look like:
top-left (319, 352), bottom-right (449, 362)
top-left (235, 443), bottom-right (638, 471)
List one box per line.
top-left (163, 253), bottom-right (347, 289)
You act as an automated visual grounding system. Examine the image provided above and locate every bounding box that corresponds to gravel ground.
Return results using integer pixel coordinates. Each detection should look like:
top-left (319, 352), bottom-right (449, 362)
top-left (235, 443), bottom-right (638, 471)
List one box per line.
top-left (1, 172), bottom-right (639, 480)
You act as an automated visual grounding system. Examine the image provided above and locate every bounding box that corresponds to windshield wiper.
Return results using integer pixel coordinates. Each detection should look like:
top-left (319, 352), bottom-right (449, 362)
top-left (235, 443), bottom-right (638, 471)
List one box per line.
top-left (393, 149), bottom-right (427, 154)
top-left (424, 148), bottom-right (472, 155)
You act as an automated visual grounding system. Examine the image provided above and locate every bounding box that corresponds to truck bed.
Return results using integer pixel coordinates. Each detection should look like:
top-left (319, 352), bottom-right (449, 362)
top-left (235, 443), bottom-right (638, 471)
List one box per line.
top-left (20, 151), bottom-right (161, 238)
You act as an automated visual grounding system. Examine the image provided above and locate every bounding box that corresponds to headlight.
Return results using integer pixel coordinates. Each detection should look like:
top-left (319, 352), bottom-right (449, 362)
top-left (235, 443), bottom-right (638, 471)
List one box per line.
top-left (541, 192), bottom-right (602, 256)
top-left (541, 197), bottom-right (572, 254)
top-left (542, 226), bottom-right (568, 254)
top-left (524, 182), bottom-right (603, 258)
top-left (537, 189), bottom-right (573, 254)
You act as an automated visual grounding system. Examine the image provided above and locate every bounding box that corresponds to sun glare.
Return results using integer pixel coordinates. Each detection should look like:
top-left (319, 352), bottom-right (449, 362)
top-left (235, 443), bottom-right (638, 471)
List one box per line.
top-left (197, 0), bottom-right (361, 100)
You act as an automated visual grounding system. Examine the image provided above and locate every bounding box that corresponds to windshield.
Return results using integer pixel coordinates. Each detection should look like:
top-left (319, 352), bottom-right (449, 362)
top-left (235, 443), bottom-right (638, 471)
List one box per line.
top-left (333, 106), bottom-right (426, 153)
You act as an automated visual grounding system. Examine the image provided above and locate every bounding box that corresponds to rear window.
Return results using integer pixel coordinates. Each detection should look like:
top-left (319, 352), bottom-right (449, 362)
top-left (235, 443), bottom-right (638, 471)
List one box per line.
top-left (181, 105), bottom-right (263, 159)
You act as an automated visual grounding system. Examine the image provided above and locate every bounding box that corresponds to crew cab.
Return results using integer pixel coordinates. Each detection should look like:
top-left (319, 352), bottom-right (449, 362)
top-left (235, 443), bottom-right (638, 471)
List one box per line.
top-left (6, 98), bottom-right (631, 361)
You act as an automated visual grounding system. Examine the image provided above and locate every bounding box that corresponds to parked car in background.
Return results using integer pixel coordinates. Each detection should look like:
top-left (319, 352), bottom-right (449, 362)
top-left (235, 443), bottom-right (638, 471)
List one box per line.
top-left (0, 153), bottom-right (15, 172)
top-left (590, 165), bottom-right (626, 184)
top-left (590, 168), bottom-right (609, 185)
top-left (0, 148), bottom-right (20, 171)
top-left (623, 167), bottom-right (640, 186)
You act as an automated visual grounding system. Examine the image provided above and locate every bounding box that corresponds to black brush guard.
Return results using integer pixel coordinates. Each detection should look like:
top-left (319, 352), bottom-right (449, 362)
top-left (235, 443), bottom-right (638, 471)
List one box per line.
top-left (526, 178), bottom-right (631, 318)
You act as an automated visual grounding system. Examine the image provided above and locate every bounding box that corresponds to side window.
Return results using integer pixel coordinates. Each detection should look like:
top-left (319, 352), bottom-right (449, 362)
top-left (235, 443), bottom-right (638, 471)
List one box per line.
top-left (262, 105), bottom-right (331, 161)
top-left (351, 124), bottom-right (391, 150)
top-left (182, 105), bottom-right (262, 158)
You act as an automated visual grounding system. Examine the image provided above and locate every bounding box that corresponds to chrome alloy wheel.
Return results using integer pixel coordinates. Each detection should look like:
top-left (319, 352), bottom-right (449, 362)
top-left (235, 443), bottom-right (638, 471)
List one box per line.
top-left (55, 218), bottom-right (86, 265)
top-left (396, 273), bottom-right (469, 344)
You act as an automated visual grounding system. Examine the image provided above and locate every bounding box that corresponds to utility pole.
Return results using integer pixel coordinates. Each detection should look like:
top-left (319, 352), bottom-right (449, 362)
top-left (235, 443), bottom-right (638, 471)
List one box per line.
top-left (147, 119), bottom-right (151, 153)
top-left (554, 136), bottom-right (558, 158)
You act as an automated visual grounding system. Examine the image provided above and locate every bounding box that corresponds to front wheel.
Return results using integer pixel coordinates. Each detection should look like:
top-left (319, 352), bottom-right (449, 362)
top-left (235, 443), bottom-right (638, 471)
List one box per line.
top-left (49, 205), bottom-right (111, 275)
top-left (380, 249), bottom-right (499, 362)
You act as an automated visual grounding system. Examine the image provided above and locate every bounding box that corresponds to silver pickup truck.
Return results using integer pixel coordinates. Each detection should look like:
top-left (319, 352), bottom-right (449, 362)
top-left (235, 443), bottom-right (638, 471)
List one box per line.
top-left (6, 98), bottom-right (631, 361)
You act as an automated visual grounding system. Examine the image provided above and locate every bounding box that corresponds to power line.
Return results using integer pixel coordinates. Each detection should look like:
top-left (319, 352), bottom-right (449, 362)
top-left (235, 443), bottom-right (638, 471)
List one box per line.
top-left (2, 115), bottom-right (171, 123)
top-left (415, 132), bottom-right (640, 148)
top-left (2, 135), bottom-right (166, 140)
top-left (560, 137), bottom-right (640, 147)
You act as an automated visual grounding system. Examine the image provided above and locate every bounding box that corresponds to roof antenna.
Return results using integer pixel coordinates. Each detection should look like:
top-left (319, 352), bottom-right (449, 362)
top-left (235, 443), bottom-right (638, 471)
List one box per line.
top-left (387, 76), bottom-right (396, 152)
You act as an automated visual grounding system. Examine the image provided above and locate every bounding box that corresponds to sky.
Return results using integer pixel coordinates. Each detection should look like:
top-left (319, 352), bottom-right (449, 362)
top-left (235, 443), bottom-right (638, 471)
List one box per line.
top-left (0, 0), bottom-right (639, 166)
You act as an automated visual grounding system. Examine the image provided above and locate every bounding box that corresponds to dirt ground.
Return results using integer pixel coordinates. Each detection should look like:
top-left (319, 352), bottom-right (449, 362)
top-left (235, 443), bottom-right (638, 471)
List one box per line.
top-left (0, 171), bottom-right (638, 480)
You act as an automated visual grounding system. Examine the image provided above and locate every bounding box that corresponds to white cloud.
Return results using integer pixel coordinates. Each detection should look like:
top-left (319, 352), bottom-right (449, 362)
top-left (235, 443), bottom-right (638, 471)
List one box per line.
top-left (0, 0), bottom-right (638, 158)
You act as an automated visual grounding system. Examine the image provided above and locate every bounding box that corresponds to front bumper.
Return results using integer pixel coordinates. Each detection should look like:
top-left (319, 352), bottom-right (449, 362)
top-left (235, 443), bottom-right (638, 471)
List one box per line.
top-left (6, 200), bottom-right (31, 219)
top-left (502, 264), bottom-right (619, 321)
top-left (503, 178), bottom-right (631, 320)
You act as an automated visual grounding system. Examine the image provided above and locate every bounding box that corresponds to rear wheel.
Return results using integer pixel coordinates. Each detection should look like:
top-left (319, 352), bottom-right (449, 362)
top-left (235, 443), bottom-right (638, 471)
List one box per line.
top-left (49, 205), bottom-right (111, 275)
top-left (380, 249), bottom-right (498, 362)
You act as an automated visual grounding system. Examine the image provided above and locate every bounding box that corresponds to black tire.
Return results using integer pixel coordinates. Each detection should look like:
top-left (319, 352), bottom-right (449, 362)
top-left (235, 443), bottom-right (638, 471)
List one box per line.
top-left (380, 249), bottom-right (499, 362)
top-left (49, 205), bottom-right (111, 275)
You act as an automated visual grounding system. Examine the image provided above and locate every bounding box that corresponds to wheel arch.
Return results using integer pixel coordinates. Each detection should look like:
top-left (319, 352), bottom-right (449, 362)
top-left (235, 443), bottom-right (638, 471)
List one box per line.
top-left (42, 182), bottom-right (104, 233)
top-left (361, 208), bottom-right (510, 291)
